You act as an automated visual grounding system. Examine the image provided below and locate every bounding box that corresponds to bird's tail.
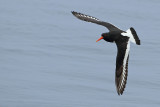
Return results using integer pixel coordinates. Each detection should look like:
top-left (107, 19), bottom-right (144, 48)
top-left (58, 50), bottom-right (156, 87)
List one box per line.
top-left (127, 27), bottom-right (140, 45)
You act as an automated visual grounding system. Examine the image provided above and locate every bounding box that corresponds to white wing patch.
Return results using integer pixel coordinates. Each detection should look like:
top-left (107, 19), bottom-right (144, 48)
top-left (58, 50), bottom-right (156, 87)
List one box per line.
top-left (74, 12), bottom-right (100, 21)
top-left (121, 29), bottom-right (136, 44)
top-left (118, 41), bottom-right (130, 93)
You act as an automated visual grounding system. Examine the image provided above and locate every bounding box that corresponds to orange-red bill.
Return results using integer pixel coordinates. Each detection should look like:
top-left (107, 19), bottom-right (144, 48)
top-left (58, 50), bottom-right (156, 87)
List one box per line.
top-left (96, 36), bottom-right (103, 42)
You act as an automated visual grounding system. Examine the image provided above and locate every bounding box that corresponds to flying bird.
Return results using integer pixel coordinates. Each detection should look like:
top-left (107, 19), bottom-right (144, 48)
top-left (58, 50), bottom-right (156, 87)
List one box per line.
top-left (71, 11), bottom-right (140, 95)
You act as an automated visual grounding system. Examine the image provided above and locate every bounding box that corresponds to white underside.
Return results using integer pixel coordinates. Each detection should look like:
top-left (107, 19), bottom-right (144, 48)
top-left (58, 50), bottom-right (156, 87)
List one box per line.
top-left (121, 29), bottom-right (136, 44)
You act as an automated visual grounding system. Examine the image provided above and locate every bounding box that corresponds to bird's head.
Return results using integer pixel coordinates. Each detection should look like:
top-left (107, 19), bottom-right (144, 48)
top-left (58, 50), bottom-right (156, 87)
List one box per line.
top-left (96, 33), bottom-right (109, 42)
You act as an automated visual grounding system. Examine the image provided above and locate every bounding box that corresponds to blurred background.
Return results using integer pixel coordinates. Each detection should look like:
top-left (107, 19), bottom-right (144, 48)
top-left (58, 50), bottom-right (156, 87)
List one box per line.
top-left (0, 0), bottom-right (160, 107)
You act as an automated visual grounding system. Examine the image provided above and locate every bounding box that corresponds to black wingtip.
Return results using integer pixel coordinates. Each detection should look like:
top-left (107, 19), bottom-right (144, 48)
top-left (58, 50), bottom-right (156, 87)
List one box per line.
top-left (117, 91), bottom-right (123, 96)
top-left (71, 11), bottom-right (77, 15)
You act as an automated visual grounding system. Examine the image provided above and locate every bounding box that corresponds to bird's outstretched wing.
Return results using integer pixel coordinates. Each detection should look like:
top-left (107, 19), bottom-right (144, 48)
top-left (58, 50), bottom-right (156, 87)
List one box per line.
top-left (71, 11), bottom-right (123, 32)
top-left (115, 37), bottom-right (130, 95)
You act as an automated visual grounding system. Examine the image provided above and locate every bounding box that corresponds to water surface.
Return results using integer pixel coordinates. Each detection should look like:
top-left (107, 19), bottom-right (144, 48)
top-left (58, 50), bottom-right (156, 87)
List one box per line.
top-left (0, 0), bottom-right (160, 107)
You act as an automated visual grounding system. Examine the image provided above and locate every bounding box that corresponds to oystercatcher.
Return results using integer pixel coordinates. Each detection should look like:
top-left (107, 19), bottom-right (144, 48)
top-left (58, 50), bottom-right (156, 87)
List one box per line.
top-left (71, 11), bottom-right (140, 95)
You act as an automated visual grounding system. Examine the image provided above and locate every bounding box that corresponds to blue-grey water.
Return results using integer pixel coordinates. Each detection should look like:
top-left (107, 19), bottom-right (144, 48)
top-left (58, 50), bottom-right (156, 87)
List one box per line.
top-left (0, 0), bottom-right (160, 107)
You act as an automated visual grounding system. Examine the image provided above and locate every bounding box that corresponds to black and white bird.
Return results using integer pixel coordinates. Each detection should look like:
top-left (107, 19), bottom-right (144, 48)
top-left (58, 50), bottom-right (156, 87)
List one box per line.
top-left (71, 11), bottom-right (140, 95)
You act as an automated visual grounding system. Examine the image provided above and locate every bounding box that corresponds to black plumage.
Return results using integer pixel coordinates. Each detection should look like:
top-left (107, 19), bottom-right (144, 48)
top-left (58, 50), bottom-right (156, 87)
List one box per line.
top-left (72, 11), bottom-right (140, 95)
